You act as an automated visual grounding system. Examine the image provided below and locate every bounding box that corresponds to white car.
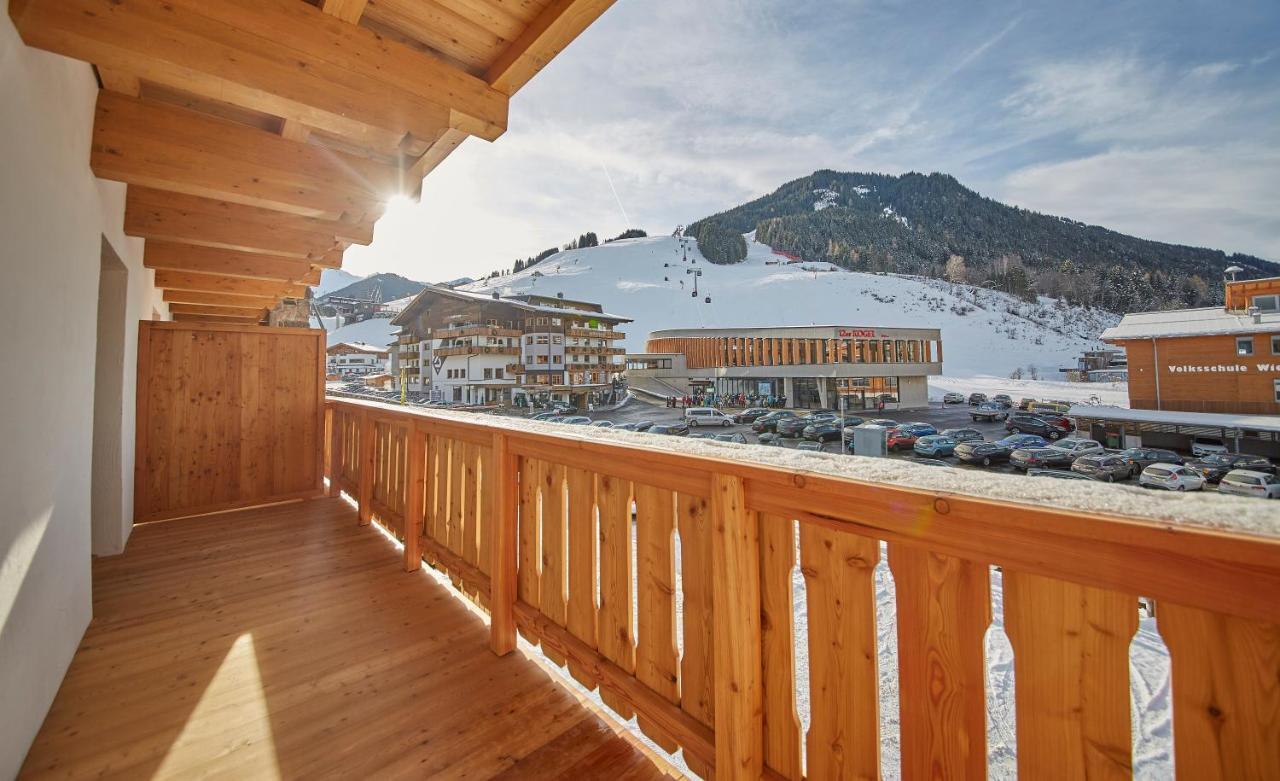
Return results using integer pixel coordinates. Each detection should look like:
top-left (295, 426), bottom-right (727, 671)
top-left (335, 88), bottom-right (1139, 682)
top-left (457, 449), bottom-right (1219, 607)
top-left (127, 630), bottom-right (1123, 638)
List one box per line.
top-left (683, 407), bottom-right (733, 427)
top-left (1047, 438), bottom-right (1104, 460)
top-left (1218, 470), bottom-right (1280, 499)
top-left (942, 392), bottom-right (966, 404)
top-left (1191, 437), bottom-right (1229, 457)
top-left (1139, 463), bottom-right (1206, 491)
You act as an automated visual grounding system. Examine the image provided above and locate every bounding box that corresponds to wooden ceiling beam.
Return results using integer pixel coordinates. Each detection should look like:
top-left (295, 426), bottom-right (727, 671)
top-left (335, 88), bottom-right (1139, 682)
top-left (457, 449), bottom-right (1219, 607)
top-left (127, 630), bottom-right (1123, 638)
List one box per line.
top-left (9, 0), bottom-right (508, 152)
top-left (154, 270), bottom-right (306, 300)
top-left (168, 303), bottom-right (270, 319)
top-left (124, 188), bottom-right (362, 259)
top-left (143, 241), bottom-right (316, 283)
top-left (162, 290), bottom-right (279, 308)
top-left (277, 0), bottom-right (370, 143)
top-left (486, 0), bottom-right (615, 96)
top-left (93, 92), bottom-right (396, 221)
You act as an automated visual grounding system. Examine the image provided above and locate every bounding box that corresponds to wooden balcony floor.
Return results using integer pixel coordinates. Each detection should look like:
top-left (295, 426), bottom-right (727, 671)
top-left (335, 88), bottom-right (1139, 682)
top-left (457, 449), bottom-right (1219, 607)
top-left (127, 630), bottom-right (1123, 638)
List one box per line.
top-left (20, 497), bottom-right (670, 780)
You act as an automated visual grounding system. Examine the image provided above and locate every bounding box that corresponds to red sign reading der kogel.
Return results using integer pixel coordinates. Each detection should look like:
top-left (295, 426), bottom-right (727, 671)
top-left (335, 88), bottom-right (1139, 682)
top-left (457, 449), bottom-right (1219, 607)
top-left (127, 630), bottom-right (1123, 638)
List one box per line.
top-left (838, 328), bottom-right (877, 338)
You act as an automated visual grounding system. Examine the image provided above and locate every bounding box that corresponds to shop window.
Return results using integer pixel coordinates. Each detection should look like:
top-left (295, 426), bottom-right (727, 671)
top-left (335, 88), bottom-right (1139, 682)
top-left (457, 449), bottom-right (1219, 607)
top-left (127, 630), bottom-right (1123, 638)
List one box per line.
top-left (1275, 379), bottom-right (1280, 403)
top-left (1253, 294), bottom-right (1279, 312)
top-left (1237, 336), bottom-right (1254, 356)
top-left (1272, 334), bottom-right (1280, 354)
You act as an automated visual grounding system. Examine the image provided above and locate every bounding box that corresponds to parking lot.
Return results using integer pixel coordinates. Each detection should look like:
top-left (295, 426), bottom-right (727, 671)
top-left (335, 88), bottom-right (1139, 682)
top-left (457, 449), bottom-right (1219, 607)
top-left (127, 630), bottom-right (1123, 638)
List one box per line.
top-left (508, 398), bottom-right (1249, 491)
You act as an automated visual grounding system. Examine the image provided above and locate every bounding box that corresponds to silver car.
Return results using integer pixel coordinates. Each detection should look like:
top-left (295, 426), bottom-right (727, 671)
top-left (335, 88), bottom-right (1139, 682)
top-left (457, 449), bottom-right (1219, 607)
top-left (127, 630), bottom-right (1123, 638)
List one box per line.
top-left (1218, 469), bottom-right (1280, 499)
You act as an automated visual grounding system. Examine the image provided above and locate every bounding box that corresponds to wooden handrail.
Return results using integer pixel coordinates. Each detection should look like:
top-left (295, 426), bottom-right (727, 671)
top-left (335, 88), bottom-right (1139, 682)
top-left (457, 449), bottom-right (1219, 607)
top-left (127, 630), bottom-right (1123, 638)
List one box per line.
top-left (323, 396), bottom-right (1280, 780)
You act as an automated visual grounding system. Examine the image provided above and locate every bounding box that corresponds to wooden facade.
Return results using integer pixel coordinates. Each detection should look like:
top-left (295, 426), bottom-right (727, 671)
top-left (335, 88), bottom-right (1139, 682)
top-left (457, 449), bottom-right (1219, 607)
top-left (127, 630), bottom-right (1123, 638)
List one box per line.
top-left (134, 321), bottom-right (326, 522)
top-left (646, 332), bottom-right (941, 370)
top-left (322, 396), bottom-right (1280, 781)
top-left (1111, 333), bottom-right (1280, 415)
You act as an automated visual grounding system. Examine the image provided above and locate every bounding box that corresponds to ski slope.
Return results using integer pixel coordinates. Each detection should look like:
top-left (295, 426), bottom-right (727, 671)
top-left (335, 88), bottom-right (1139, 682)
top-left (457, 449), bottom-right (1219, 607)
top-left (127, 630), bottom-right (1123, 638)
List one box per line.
top-left (461, 234), bottom-right (1118, 379)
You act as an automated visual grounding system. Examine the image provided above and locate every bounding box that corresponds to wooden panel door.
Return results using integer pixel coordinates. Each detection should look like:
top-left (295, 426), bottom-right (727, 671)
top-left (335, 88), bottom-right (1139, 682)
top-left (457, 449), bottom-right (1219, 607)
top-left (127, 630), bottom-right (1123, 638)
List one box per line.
top-left (134, 320), bottom-right (325, 522)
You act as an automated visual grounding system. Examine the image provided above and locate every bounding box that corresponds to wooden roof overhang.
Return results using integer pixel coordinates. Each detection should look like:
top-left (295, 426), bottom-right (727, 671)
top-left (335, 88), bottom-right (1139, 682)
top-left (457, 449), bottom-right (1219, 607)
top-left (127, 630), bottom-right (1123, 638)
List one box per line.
top-left (9, 0), bottom-right (615, 324)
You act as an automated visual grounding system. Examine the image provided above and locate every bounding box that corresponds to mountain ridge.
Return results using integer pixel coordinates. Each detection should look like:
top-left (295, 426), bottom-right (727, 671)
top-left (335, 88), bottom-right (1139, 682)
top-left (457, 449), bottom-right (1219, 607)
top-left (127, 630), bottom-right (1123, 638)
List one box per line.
top-left (687, 170), bottom-right (1278, 312)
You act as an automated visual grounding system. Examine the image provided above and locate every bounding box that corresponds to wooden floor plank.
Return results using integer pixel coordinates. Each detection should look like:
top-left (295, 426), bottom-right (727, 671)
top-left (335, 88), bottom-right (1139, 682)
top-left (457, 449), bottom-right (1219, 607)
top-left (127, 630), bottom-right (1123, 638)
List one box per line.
top-left (19, 496), bottom-right (668, 781)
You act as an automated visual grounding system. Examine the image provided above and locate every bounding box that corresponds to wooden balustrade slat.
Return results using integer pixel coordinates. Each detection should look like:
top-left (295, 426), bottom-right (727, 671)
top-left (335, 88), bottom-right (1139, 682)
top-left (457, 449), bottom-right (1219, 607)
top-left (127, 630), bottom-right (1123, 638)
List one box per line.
top-left (477, 443), bottom-right (494, 578)
top-left (635, 483), bottom-right (680, 752)
top-left (800, 522), bottom-right (881, 781)
top-left (888, 544), bottom-right (991, 781)
top-left (1159, 603), bottom-right (1280, 781)
top-left (565, 466), bottom-right (599, 687)
top-left (423, 435), bottom-right (442, 565)
top-left (759, 512), bottom-right (803, 780)
top-left (538, 460), bottom-right (569, 666)
top-left (356, 410), bottom-right (374, 525)
top-left (516, 455), bottom-right (541, 630)
top-left (711, 474), bottom-right (765, 781)
top-left (1003, 571), bottom-right (1137, 780)
top-left (677, 491), bottom-right (715, 781)
top-left (323, 406), bottom-right (334, 495)
top-left (596, 473), bottom-right (636, 719)
top-left (462, 441), bottom-right (480, 569)
top-left (489, 434), bottom-right (518, 655)
top-left (403, 428), bottom-right (425, 572)
top-left (447, 438), bottom-right (465, 560)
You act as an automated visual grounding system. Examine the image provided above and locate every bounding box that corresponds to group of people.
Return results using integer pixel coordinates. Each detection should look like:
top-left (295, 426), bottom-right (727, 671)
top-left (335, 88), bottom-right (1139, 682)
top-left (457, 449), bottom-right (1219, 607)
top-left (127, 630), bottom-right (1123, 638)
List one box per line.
top-left (664, 392), bottom-right (789, 409)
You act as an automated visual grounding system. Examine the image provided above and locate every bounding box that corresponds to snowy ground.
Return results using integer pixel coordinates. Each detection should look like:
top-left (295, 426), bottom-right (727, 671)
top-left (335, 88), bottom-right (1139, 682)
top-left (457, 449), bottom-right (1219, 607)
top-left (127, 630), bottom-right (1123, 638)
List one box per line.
top-left (461, 233), bottom-right (1119, 378)
top-left (930, 375), bottom-right (1131, 407)
top-left (310, 314), bottom-right (399, 348)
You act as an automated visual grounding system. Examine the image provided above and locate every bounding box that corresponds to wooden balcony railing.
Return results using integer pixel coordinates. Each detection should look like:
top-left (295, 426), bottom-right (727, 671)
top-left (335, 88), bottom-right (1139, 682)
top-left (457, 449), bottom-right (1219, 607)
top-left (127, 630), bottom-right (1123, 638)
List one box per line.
top-left (434, 345), bottom-right (520, 357)
top-left (323, 397), bottom-right (1280, 781)
top-left (568, 327), bottom-right (627, 340)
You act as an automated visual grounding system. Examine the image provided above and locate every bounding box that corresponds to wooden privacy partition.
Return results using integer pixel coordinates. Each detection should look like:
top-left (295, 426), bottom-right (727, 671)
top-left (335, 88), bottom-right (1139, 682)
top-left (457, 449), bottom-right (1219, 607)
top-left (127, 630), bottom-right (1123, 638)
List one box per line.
top-left (327, 397), bottom-right (1280, 781)
top-left (134, 321), bottom-right (324, 523)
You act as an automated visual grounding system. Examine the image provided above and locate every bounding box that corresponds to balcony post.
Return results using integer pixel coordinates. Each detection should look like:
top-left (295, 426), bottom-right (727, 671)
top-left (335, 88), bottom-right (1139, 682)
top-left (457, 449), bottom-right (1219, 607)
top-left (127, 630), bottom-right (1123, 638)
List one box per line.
top-left (489, 432), bottom-right (519, 655)
top-left (357, 409), bottom-right (374, 526)
top-left (710, 474), bottom-right (763, 779)
top-left (322, 404), bottom-right (334, 496)
top-left (403, 424), bottom-right (425, 572)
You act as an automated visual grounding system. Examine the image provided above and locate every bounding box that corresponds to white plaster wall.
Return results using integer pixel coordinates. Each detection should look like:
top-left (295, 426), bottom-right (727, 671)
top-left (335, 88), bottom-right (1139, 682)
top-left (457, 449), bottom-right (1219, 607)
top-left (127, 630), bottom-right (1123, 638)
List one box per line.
top-left (0, 5), bottom-right (163, 773)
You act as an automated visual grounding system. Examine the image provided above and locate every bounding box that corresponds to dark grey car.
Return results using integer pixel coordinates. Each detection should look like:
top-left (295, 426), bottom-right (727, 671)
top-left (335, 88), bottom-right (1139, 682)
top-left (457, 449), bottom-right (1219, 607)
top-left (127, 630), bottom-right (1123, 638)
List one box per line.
top-left (1071, 454), bottom-right (1132, 482)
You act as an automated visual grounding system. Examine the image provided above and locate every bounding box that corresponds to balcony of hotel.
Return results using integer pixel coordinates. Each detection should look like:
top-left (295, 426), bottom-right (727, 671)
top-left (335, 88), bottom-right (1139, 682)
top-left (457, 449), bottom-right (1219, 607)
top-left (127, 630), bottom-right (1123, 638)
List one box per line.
top-left (434, 344), bottom-right (522, 358)
top-left (5, 1), bottom-right (1280, 780)
top-left (568, 327), bottom-right (628, 340)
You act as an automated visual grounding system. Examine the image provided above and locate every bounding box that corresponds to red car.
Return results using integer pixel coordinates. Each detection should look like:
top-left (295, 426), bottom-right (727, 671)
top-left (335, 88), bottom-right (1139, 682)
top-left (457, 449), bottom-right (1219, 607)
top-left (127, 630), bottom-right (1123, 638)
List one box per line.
top-left (886, 428), bottom-right (919, 451)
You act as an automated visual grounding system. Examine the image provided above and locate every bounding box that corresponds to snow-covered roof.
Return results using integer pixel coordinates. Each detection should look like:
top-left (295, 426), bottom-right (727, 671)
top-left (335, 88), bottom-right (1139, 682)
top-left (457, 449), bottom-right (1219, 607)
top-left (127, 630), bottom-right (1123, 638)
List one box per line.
top-left (392, 284), bottom-right (631, 326)
top-left (1101, 307), bottom-right (1280, 341)
top-left (328, 341), bottom-right (389, 355)
top-left (1068, 405), bottom-right (1280, 433)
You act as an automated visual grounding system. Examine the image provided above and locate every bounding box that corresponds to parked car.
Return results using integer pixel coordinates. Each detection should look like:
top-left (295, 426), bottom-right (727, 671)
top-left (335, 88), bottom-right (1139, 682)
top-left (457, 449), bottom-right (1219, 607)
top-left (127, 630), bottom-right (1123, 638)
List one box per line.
top-left (1009, 447), bottom-right (1075, 471)
top-left (997, 434), bottom-right (1048, 450)
top-left (713, 432), bottom-right (749, 444)
top-left (1140, 463), bottom-right (1205, 491)
top-left (1030, 401), bottom-right (1070, 416)
top-left (955, 441), bottom-right (1012, 466)
top-left (991, 394), bottom-right (1014, 408)
top-left (776, 417), bottom-right (810, 438)
top-left (732, 407), bottom-right (771, 423)
top-left (795, 441), bottom-right (825, 452)
top-left (838, 415), bottom-right (866, 428)
top-left (1004, 413), bottom-right (1068, 440)
top-left (1071, 454), bottom-right (1133, 482)
top-left (967, 393), bottom-right (988, 406)
top-left (898, 422), bottom-right (938, 437)
top-left (560, 416), bottom-right (592, 425)
top-left (1187, 453), bottom-right (1276, 483)
top-left (802, 421), bottom-right (845, 442)
top-left (590, 420), bottom-right (614, 428)
top-left (1046, 438), bottom-right (1105, 460)
top-left (531, 412), bottom-right (558, 421)
top-left (942, 392), bottom-right (966, 404)
top-left (886, 428), bottom-right (920, 451)
top-left (1027, 468), bottom-right (1093, 481)
top-left (1114, 448), bottom-right (1184, 477)
top-left (548, 402), bottom-right (577, 415)
top-left (1017, 397), bottom-right (1037, 410)
top-left (862, 418), bottom-right (899, 428)
top-left (648, 421), bottom-right (689, 436)
top-left (752, 410), bottom-right (797, 433)
top-left (940, 427), bottom-right (985, 443)
top-left (1218, 470), bottom-right (1280, 499)
top-left (971, 402), bottom-right (1009, 422)
top-left (684, 407), bottom-right (734, 427)
top-left (913, 435), bottom-right (957, 457)
top-left (632, 420), bottom-right (656, 432)
top-left (757, 433), bottom-right (784, 446)
top-left (612, 422), bottom-right (640, 431)
top-left (1190, 437), bottom-right (1230, 457)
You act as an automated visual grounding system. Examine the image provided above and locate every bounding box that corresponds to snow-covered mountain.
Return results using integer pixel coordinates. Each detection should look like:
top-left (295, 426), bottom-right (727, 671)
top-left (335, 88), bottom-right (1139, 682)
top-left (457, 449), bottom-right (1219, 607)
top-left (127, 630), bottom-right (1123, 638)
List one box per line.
top-left (314, 268), bottom-right (363, 297)
top-left (461, 234), bottom-right (1119, 378)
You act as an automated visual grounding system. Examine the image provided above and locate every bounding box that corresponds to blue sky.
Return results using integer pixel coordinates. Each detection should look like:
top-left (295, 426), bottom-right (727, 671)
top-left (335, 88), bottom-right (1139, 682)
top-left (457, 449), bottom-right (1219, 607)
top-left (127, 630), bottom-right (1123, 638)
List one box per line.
top-left (344, 0), bottom-right (1280, 281)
